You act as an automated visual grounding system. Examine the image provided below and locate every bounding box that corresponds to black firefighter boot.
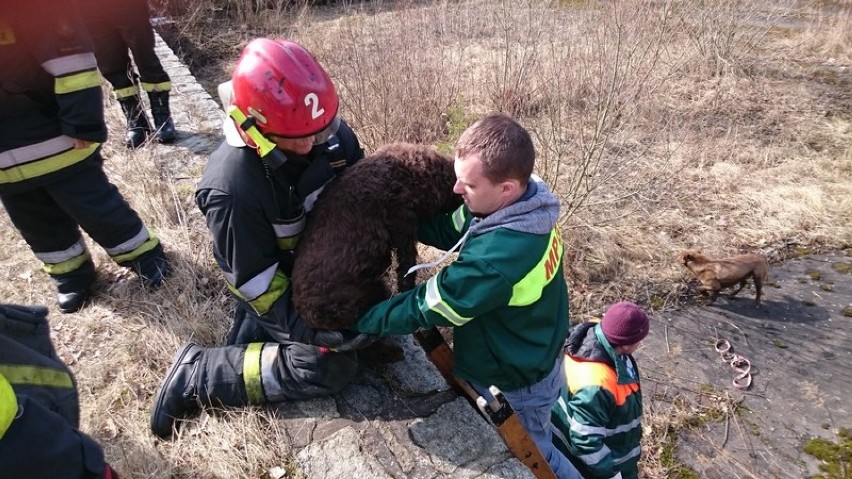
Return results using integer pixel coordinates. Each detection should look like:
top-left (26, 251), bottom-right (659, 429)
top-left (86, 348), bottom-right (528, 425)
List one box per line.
top-left (150, 343), bottom-right (251, 439)
top-left (118, 95), bottom-right (152, 149)
top-left (148, 90), bottom-right (176, 143)
top-left (131, 242), bottom-right (172, 289)
top-left (53, 259), bottom-right (96, 314)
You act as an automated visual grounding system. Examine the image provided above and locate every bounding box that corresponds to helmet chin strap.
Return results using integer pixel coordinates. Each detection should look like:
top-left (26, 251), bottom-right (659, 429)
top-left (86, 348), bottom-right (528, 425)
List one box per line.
top-left (227, 105), bottom-right (303, 219)
top-left (226, 105), bottom-right (287, 168)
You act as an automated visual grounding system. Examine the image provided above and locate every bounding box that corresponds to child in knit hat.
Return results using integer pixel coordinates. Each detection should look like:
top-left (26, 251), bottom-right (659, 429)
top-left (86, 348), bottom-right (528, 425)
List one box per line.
top-left (551, 301), bottom-right (650, 479)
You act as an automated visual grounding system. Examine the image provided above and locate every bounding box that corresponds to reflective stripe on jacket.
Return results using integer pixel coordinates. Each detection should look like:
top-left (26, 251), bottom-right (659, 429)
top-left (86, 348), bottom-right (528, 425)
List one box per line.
top-left (0, 373), bottom-right (15, 439)
top-left (0, 2), bottom-right (107, 187)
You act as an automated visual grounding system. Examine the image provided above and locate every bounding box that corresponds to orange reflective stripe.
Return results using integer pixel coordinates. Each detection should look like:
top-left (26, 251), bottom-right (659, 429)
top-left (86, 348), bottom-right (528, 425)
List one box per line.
top-left (564, 356), bottom-right (638, 406)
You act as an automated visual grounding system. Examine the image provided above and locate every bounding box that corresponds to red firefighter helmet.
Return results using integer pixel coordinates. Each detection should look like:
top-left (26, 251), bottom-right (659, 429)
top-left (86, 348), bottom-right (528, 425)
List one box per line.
top-left (230, 38), bottom-right (339, 139)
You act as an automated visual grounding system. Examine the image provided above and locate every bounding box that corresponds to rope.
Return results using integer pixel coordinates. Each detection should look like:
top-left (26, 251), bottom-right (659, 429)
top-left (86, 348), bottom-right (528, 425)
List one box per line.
top-left (714, 339), bottom-right (752, 390)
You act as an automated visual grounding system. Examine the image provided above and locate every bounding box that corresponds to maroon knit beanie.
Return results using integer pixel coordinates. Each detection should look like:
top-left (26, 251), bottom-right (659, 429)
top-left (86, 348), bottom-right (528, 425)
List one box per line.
top-left (601, 301), bottom-right (650, 346)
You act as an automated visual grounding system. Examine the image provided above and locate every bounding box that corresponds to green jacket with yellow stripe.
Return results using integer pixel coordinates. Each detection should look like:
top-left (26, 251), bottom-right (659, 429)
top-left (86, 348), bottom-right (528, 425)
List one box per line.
top-left (356, 177), bottom-right (569, 391)
top-left (0, 1), bottom-right (107, 191)
top-left (551, 321), bottom-right (643, 479)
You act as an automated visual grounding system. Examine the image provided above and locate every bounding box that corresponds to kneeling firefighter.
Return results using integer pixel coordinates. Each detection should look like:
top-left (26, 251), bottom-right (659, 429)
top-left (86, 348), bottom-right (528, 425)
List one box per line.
top-left (149, 38), bottom-right (378, 439)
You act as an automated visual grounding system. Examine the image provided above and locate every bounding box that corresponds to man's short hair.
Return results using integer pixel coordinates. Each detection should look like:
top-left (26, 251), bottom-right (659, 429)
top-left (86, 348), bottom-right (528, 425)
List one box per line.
top-left (455, 113), bottom-right (535, 185)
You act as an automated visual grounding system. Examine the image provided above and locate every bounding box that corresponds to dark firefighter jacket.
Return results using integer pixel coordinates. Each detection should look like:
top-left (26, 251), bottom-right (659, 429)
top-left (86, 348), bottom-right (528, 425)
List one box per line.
top-left (0, 1), bottom-right (106, 193)
top-left (0, 304), bottom-right (109, 478)
top-left (196, 120), bottom-right (363, 321)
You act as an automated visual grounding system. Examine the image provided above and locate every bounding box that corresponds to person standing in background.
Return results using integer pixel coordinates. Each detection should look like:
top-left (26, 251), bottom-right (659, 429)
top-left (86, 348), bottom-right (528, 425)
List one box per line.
top-left (0, 0), bottom-right (171, 314)
top-left (552, 301), bottom-right (650, 479)
top-left (78, 0), bottom-right (176, 148)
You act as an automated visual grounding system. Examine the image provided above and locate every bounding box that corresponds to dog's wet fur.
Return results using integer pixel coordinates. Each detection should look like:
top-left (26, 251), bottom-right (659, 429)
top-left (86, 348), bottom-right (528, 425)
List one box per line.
top-left (679, 249), bottom-right (769, 305)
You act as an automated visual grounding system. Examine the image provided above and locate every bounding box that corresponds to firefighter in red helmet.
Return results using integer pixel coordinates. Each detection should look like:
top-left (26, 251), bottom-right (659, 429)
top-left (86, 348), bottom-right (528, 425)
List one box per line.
top-left (150, 39), bottom-right (377, 439)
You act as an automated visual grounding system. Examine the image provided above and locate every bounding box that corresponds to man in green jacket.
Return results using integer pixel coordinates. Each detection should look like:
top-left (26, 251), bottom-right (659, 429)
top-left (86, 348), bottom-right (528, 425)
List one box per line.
top-left (355, 113), bottom-right (580, 478)
top-left (551, 301), bottom-right (650, 479)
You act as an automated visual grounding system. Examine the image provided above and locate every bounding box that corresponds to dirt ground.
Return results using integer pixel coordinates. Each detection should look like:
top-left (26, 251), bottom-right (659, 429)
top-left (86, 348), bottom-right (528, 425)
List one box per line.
top-left (640, 250), bottom-right (852, 478)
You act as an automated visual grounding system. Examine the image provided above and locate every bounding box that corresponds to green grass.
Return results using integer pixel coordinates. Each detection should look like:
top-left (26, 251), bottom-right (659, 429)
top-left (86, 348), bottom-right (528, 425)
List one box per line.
top-left (803, 428), bottom-right (852, 479)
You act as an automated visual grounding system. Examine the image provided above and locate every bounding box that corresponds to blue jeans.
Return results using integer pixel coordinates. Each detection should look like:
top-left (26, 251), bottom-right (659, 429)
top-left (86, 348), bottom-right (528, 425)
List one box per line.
top-left (472, 356), bottom-right (582, 479)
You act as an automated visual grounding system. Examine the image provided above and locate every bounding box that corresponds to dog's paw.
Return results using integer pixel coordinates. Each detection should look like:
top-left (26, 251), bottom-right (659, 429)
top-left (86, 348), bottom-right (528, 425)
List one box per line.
top-left (359, 338), bottom-right (406, 366)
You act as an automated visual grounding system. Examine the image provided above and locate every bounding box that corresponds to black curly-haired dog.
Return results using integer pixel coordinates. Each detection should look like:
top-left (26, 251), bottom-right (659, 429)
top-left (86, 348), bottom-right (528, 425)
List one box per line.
top-left (292, 142), bottom-right (461, 330)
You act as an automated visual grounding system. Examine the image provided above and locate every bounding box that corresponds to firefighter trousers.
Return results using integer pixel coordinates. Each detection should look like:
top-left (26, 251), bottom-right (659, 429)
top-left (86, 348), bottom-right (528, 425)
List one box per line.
top-left (0, 152), bottom-right (156, 292)
top-left (85, 0), bottom-right (170, 91)
top-left (215, 302), bottom-right (360, 405)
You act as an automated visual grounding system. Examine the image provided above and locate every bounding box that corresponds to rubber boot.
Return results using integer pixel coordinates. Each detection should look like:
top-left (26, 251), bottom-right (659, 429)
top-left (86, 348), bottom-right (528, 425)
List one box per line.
top-left (52, 259), bottom-right (96, 314)
top-left (118, 95), bottom-right (152, 149)
top-left (130, 243), bottom-right (171, 289)
top-left (150, 343), bottom-right (251, 439)
top-left (148, 90), bottom-right (176, 143)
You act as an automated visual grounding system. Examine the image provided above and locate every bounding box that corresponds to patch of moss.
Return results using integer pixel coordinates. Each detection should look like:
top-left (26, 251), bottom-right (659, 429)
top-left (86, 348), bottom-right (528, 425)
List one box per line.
top-left (832, 262), bottom-right (852, 275)
top-left (766, 280), bottom-right (781, 288)
top-left (176, 183), bottom-right (196, 198)
top-left (802, 428), bottom-right (852, 479)
top-left (649, 296), bottom-right (665, 310)
top-left (747, 420), bottom-right (762, 437)
top-left (659, 432), bottom-right (701, 479)
top-left (698, 383), bottom-right (715, 394)
top-left (766, 25), bottom-right (797, 39)
top-left (556, 0), bottom-right (595, 8)
top-left (803, 299), bottom-right (817, 306)
top-left (798, 278), bottom-right (809, 284)
top-left (841, 307), bottom-right (852, 318)
top-left (821, 284), bottom-right (833, 292)
top-left (808, 269), bottom-right (822, 281)
top-left (813, 69), bottom-right (840, 86)
top-left (772, 339), bottom-right (789, 349)
top-left (793, 248), bottom-right (816, 258)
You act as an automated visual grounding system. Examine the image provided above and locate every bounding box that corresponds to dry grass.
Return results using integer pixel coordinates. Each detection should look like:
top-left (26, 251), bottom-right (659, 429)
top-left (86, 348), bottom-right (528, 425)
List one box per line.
top-left (1, 0), bottom-right (850, 477)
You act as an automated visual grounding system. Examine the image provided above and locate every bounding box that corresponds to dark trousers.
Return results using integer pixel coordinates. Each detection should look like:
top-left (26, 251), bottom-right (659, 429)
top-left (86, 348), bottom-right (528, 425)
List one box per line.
top-left (84, 0), bottom-right (169, 89)
top-left (0, 153), bottom-right (146, 288)
top-left (223, 297), bottom-right (360, 403)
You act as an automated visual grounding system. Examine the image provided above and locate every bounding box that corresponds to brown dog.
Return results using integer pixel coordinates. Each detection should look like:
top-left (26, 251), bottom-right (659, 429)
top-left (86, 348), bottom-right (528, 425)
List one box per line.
top-left (679, 249), bottom-right (769, 305)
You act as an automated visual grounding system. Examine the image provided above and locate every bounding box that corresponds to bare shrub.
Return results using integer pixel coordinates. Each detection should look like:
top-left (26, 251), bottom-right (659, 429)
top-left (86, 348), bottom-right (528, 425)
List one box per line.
top-left (293, 1), bottom-right (469, 148)
top-left (674, 0), bottom-right (783, 77)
